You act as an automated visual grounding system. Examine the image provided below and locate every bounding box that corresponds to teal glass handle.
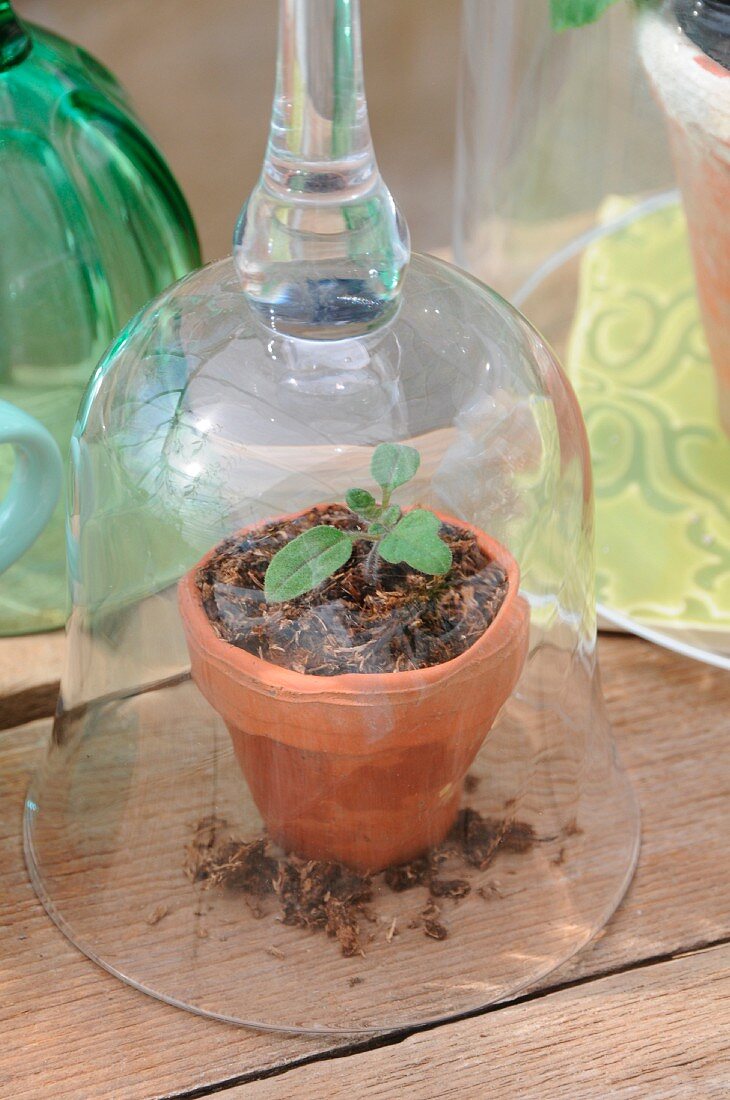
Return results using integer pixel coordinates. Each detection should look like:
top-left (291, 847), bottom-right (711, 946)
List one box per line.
top-left (0, 400), bottom-right (62, 573)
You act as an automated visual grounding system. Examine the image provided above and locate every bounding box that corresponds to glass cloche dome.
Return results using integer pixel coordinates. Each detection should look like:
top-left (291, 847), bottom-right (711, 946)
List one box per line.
top-left (455, 0), bottom-right (730, 671)
top-left (25, 0), bottom-right (639, 1034)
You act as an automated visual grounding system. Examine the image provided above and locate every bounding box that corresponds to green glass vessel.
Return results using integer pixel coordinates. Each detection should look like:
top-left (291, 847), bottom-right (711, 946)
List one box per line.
top-left (0, 1), bottom-right (201, 634)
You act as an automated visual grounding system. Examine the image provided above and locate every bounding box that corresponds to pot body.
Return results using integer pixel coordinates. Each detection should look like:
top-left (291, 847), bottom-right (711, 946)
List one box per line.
top-left (179, 512), bottom-right (529, 873)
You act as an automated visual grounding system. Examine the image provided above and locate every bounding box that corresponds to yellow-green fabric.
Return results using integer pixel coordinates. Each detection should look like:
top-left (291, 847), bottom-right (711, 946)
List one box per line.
top-left (566, 198), bottom-right (729, 635)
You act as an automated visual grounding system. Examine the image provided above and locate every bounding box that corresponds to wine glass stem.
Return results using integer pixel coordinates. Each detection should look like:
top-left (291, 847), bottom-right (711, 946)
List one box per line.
top-left (234, 0), bottom-right (410, 339)
top-left (265, 0), bottom-right (376, 198)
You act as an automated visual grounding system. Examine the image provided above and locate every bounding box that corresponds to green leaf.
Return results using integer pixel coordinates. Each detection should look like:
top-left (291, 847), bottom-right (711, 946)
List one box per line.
top-left (264, 526), bottom-right (354, 602)
top-left (380, 504), bottom-right (402, 527)
top-left (379, 509), bottom-right (453, 576)
top-left (370, 443), bottom-right (420, 493)
top-left (346, 488), bottom-right (378, 519)
top-left (550, 0), bottom-right (620, 30)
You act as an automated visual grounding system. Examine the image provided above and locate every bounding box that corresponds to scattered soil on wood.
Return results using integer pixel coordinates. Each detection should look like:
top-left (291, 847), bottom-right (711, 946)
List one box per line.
top-left (183, 797), bottom-right (541, 958)
top-left (196, 505), bottom-right (509, 675)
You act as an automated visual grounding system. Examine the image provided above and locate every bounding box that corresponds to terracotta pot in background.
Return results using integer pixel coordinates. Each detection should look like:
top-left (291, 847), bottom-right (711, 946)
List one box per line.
top-left (638, 11), bottom-right (730, 436)
top-left (178, 511), bottom-right (529, 873)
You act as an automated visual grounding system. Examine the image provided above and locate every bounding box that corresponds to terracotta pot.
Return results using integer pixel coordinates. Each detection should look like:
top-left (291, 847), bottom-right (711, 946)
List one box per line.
top-left (178, 508), bottom-right (529, 873)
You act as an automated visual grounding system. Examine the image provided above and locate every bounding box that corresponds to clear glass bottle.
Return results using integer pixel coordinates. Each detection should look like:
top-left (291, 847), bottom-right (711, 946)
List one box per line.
top-left (0, 1), bottom-right (201, 634)
top-left (26, 0), bottom-right (639, 1034)
top-left (454, 1), bottom-right (675, 299)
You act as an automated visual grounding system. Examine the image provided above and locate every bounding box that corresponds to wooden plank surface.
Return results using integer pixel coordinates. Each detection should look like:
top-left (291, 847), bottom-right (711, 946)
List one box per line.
top-left (0, 720), bottom-right (334, 1100)
top-left (536, 635), bottom-right (730, 985)
top-left (0, 634), bottom-right (728, 1098)
top-left (241, 944), bottom-right (730, 1099)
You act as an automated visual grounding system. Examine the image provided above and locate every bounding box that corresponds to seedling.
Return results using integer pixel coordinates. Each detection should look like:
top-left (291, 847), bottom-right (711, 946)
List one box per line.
top-left (264, 443), bottom-right (452, 603)
top-left (550, 0), bottom-right (651, 30)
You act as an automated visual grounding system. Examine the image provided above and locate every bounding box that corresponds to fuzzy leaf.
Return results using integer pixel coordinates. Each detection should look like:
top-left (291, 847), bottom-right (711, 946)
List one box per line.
top-left (264, 526), bottom-right (353, 602)
top-left (380, 504), bottom-right (402, 527)
top-left (379, 509), bottom-right (452, 575)
top-left (346, 488), bottom-right (378, 518)
top-left (550, 0), bottom-right (620, 30)
top-left (370, 443), bottom-right (420, 493)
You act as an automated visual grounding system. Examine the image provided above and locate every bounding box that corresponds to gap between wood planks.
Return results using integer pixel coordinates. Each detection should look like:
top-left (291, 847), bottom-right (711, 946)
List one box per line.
top-left (163, 933), bottom-right (730, 1099)
top-left (0, 681), bottom-right (59, 732)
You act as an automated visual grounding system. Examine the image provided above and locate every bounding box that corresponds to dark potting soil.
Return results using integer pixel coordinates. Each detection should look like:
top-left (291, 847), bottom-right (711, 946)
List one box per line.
top-left (196, 505), bottom-right (509, 675)
top-left (183, 805), bottom-right (539, 958)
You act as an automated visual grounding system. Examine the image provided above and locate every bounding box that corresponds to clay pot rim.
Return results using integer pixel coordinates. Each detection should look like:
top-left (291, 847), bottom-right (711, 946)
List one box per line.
top-left (178, 504), bottom-right (524, 699)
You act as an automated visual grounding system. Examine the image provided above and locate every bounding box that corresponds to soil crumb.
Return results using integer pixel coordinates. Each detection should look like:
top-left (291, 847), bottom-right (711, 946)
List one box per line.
top-left (196, 505), bottom-right (509, 675)
top-left (183, 806), bottom-right (541, 957)
top-left (446, 809), bottom-right (537, 870)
